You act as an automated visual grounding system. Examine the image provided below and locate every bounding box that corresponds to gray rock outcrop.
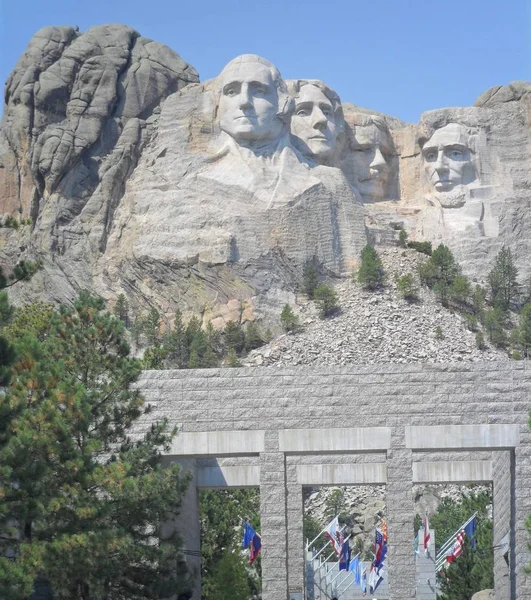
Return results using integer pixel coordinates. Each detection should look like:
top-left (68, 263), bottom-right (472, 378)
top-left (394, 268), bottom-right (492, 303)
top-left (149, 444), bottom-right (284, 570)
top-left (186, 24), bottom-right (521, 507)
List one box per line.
top-left (0, 24), bottom-right (198, 303)
top-left (1, 27), bottom-right (530, 329)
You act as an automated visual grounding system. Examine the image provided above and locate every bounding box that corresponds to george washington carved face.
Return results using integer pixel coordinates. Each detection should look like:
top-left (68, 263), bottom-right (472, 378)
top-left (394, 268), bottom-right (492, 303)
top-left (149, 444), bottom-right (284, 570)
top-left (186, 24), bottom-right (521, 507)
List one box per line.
top-left (217, 55), bottom-right (289, 146)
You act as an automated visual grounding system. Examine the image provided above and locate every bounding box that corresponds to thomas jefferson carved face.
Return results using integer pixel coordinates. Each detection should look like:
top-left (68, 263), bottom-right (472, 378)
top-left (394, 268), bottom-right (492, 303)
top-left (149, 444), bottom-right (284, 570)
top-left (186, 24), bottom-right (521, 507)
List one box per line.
top-left (290, 84), bottom-right (338, 163)
top-left (422, 123), bottom-right (474, 193)
top-left (218, 57), bottom-right (284, 145)
top-left (351, 123), bottom-right (392, 202)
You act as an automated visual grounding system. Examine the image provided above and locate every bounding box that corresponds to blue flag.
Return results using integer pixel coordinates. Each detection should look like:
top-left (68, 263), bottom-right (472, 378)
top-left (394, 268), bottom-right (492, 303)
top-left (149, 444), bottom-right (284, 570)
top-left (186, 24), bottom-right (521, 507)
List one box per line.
top-left (349, 555), bottom-right (360, 584)
top-left (250, 532), bottom-right (262, 565)
top-left (242, 521), bottom-right (256, 549)
top-left (464, 517), bottom-right (477, 550)
top-left (339, 541), bottom-right (351, 570)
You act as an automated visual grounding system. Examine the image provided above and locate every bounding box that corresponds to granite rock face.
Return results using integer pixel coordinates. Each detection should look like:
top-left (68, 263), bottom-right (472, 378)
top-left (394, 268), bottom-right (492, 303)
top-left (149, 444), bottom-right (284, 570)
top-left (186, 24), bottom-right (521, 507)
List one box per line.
top-left (0, 25), bottom-right (198, 303)
top-left (1, 28), bottom-right (530, 327)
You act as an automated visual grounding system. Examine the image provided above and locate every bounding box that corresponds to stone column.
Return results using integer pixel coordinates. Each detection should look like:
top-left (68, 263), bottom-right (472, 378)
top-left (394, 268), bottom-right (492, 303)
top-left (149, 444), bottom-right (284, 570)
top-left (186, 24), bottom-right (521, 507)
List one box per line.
top-left (161, 457), bottom-right (201, 600)
top-left (492, 450), bottom-right (512, 600)
top-left (514, 440), bottom-right (531, 600)
top-left (260, 430), bottom-right (289, 600)
top-left (387, 436), bottom-right (416, 600)
top-left (286, 459), bottom-right (304, 599)
top-left (416, 527), bottom-right (436, 600)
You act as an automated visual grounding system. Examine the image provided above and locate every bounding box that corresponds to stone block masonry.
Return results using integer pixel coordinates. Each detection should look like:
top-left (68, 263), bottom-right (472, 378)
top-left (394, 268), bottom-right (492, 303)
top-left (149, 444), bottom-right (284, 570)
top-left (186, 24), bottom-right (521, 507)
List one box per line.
top-left (135, 361), bottom-right (531, 600)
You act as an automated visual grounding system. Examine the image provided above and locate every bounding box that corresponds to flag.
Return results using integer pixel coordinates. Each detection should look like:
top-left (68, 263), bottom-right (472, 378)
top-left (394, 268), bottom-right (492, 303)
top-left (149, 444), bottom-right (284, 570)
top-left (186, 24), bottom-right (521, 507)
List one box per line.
top-left (242, 521), bottom-right (256, 549)
top-left (423, 513), bottom-right (431, 552)
top-left (369, 564), bottom-right (384, 594)
top-left (349, 554), bottom-right (360, 584)
top-left (414, 533), bottom-right (419, 558)
top-left (250, 531), bottom-right (262, 565)
top-left (380, 519), bottom-right (388, 542)
top-left (464, 517), bottom-right (477, 550)
top-left (360, 564), bottom-right (367, 596)
top-left (324, 517), bottom-right (344, 556)
top-left (374, 528), bottom-right (387, 569)
top-left (446, 530), bottom-right (465, 563)
top-left (339, 540), bottom-right (351, 570)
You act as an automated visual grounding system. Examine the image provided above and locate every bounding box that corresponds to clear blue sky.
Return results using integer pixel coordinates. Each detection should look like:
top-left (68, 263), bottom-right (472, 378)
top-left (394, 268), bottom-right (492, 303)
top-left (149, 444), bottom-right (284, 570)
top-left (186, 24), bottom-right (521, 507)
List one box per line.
top-left (1, 0), bottom-right (530, 123)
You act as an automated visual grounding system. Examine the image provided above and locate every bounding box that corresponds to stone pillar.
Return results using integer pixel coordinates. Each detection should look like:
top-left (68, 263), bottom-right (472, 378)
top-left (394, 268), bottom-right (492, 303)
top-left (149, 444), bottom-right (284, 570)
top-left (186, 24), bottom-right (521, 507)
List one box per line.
top-left (387, 438), bottom-right (416, 599)
top-left (492, 451), bottom-right (512, 600)
top-left (286, 459), bottom-right (304, 599)
top-left (514, 440), bottom-right (531, 600)
top-left (416, 527), bottom-right (436, 600)
top-left (260, 430), bottom-right (289, 600)
top-left (161, 457), bottom-right (201, 600)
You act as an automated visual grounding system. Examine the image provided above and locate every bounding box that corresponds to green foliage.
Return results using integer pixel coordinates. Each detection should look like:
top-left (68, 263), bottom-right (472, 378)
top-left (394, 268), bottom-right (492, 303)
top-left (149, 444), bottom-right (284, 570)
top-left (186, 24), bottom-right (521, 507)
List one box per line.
top-left (484, 307), bottom-right (508, 348)
top-left (206, 549), bottom-right (252, 600)
top-left (419, 244), bottom-right (461, 306)
top-left (280, 304), bottom-right (299, 333)
top-left (357, 245), bottom-right (385, 290)
top-left (407, 240), bottom-right (432, 256)
top-left (519, 303), bottom-right (531, 358)
top-left (463, 313), bottom-right (478, 332)
top-left (245, 322), bottom-right (264, 351)
top-left (435, 326), bottom-right (444, 340)
top-left (303, 514), bottom-right (327, 549)
top-left (325, 489), bottom-right (347, 522)
top-left (200, 490), bottom-right (260, 599)
top-left (0, 292), bottom-right (192, 599)
top-left (224, 321), bottom-right (246, 355)
top-left (448, 275), bottom-right (471, 308)
top-left (5, 302), bottom-right (55, 343)
top-left (142, 343), bottom-right (169, 369)
top-left (397, 273), bottom-right (419, 302)
top-left (475, 331), bottom-right (486, 350)
top-left (473, 285), bottom-right (487, 321)
top-left (226, 349), bottom-right (242, 367)
top-left (113, 293), bottom-right (130, 328)
top-left (487, 247), bottom-right (519, 311)
top-left (303, 261), bottom-right (319, 299)
top-left (432, 491), bottom-right (493, 599)
top-left (165, 310), bottom-right (190, 368)
top-left (398, 229), bottom-right (408, 248)
top-left (314, 284), bottom-right (339, 318)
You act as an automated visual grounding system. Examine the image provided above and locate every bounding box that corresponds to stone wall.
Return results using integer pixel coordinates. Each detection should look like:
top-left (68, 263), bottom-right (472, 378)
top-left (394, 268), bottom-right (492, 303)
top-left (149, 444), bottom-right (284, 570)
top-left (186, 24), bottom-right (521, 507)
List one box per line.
top-left (135, 361), bottom-right (531, 600)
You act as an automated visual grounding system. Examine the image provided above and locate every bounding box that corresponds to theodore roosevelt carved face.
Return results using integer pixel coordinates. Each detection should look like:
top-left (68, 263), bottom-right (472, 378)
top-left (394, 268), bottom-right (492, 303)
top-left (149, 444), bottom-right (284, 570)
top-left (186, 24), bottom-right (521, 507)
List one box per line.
top-left (289, 81), bottom-right (343, 164)
top-left (422, 123), bottom-right (475, 194)
top-left (217, 55), bottom-right (291, 147)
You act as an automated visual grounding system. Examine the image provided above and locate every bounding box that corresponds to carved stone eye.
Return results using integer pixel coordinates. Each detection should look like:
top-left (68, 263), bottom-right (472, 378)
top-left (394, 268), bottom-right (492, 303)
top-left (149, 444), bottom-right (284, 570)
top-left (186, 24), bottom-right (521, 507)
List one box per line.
top-left (449, 150), bottom-right (463, 159)
top-left (424, 152), bottom-right (437, 162)
top-left (296, 109), bottom-right (309, 117)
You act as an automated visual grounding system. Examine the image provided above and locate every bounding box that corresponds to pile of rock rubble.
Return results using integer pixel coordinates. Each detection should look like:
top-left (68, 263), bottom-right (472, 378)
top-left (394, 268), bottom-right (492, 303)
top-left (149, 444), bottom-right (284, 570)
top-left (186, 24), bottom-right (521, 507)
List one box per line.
top-left (243, 248), bottom-right (510, 368)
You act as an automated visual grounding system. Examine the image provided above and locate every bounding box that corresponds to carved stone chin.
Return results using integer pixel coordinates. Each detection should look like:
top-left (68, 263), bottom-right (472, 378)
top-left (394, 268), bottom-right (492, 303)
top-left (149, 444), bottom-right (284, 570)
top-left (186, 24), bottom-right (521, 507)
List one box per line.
top-left (433, 188), bottom-right (468, 209)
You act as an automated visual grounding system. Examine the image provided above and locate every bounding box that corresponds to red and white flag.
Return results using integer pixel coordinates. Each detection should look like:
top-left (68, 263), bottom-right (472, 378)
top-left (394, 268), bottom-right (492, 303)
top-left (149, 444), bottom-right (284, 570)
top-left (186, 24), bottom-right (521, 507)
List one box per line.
top-left (324, 516), bottom-right (344, 556)
top-left (423, 513), bottom-right (431, 551)
top-left (446, 530), bottom-right (465, 563)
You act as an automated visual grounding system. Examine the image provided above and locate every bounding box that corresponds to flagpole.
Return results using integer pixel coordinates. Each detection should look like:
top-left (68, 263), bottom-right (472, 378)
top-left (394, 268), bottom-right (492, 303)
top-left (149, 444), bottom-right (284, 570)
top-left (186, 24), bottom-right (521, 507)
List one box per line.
top-left (327, 551), bottom-right (360, 586)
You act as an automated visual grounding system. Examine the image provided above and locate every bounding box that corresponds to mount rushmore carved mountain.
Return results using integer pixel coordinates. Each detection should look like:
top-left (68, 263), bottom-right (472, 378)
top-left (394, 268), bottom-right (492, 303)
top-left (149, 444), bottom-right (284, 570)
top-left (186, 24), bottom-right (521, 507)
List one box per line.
top-left (1, 25), bottom-right (530, 326)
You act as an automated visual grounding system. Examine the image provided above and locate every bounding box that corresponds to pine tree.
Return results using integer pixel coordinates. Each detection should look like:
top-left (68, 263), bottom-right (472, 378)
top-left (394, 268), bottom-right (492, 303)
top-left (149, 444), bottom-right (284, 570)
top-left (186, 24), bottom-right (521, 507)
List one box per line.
top-left (113, 293), bottom-right (130, 327)
top-left (357, 245), bottom-right (385, 290)
top-left (166, 310), bottom-right (189, 368)
top-left (484, 307), bottom-right (508, 348)
top-left (519, 303), bottom-right (531, 357)
top-left (280, 304), bottom-right (299, 333)
top-left (314, 284), bottom-right (339, 318)
top-left (206, 549), bottom-right (251, 600)
top-left (0, 293), bottom-right (192, 599)
top-left (418, 244), bottom-right (460, 306)
top-left (397, 273), bottom-right (419, 302)
top-left (245, 321), bottom-right (264, 351)
top-left (224, 321), bottom-right (246, 355)
top-left (488, 247), bottom-right (519, 311)
top-left (144, 307), bottom-right (162, 346)
top-left (303, 261), bottom-right (319, 299)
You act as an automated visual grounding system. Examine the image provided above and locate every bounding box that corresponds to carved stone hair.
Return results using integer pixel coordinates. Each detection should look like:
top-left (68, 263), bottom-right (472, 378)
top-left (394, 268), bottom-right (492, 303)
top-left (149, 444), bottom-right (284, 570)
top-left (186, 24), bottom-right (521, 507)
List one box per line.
top-left (216, 54), bottom-right (294, 122)
top-left (417, 121), bottom-right (477, 153)
top-left (287, 79), bottom-right (344, 130)
top-left (347, 113), bottom-right (392, 151)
